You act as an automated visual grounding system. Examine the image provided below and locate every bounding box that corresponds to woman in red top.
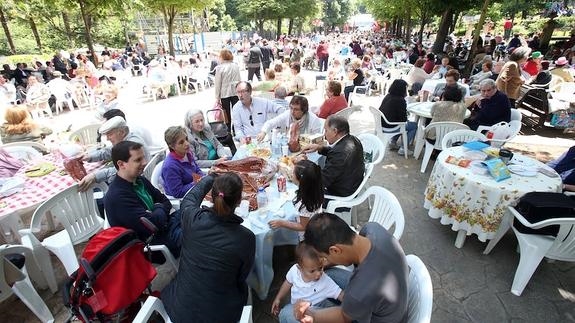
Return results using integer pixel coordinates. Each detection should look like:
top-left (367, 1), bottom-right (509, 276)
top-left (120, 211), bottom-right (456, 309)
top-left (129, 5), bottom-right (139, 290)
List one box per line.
top-left (317, 81), bottom-right (348, 119)
top-left (422, 53), bottom-right (436, 74)
top-left (522, 51), bottom-right (542, 77)
top-left (316, 40), bottom-right (330, 72)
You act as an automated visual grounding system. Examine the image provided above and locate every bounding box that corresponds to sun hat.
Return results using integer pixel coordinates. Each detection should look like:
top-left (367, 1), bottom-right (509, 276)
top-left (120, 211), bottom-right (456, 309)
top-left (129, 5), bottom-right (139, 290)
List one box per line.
top-left (555, 57), bottom-right (569, 66)
top-left (530, 51), bottom-right (542, 59)
top-left (99, 116), bottom-right (127, 134)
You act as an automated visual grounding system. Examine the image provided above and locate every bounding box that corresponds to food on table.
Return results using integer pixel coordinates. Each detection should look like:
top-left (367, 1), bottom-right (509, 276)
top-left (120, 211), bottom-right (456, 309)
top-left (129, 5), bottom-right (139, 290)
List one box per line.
top-left (209, 157), bottom-right (278, 210)
top-left (250, 147), bottom-right (272, 159)
top-left (25, 162), bottom-right (56, 177)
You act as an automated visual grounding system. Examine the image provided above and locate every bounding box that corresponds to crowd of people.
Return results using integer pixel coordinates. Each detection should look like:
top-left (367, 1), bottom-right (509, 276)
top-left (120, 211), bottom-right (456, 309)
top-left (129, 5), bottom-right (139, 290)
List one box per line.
top-left (1, 23), bottom-right (575, 323)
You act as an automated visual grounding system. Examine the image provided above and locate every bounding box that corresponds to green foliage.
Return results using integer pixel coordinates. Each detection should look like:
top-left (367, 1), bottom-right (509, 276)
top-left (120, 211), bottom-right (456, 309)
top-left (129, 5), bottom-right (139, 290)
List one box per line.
top-left (0, 54), bottom-right (51, 66)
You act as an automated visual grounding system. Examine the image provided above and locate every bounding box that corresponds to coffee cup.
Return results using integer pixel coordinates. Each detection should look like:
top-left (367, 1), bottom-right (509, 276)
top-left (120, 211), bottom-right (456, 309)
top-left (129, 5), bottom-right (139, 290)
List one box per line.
top-left (498, 149), bottom-right (514, 164)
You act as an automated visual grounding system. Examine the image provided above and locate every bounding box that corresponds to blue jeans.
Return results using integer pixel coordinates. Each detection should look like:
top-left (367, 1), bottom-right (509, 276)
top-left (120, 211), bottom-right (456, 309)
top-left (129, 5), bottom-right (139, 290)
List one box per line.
top-left (278, 267), bottom-right (352, 323)
top-left (386, 121), bottom-right (417, 148)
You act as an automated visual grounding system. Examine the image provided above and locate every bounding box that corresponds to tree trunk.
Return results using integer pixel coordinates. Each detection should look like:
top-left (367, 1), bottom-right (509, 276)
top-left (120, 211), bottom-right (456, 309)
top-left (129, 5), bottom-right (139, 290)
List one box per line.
top-left (450, 11), bottom-right (460, 34)
top-left (78, 0), bottom-right (97, 65)
top-left (288, 18), bottom-right (294, 36)
top-left (463, 0), bottom-right (491, 78)
top-left (62, 12), bottom-right (75, 49)
top-left (539, 18), bottom-right (559, 54)
top-left (276, 18), bottom-right (282, 39)
top-left (29, 17), bottom-right (42, 52)
top-left (0, 7), bottom-right (16, 54)
top-left (418, 12), bottom-right (427, 44)
top-left (257, 19), bottom-right (264, 35)
top-left (404, 9), bottom-right (412, 44)
top-left (432, 8), bottom-right (454, 54)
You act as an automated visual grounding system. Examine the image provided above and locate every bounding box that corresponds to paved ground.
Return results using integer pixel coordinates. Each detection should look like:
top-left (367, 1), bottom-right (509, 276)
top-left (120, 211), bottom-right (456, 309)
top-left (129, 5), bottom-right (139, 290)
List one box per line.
top-left (1, 70), bottom-right (575, 322)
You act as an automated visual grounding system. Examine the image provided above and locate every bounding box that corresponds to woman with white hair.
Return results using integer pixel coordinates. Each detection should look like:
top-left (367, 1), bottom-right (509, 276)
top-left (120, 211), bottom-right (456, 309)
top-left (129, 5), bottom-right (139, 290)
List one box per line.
top-left (184, 108), bottom-right (232, 168)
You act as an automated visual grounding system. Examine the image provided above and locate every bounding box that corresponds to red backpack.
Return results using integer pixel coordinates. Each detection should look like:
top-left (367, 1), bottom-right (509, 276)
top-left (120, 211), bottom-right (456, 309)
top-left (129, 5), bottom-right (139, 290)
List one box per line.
top-left (63, 227), bottom-right (157, 322)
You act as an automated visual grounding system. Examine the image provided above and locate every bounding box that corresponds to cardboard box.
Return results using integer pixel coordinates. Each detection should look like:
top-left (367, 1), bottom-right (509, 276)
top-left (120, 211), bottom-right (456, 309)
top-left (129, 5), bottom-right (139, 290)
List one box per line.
top-left (300, 133), bottom-right (324, 145)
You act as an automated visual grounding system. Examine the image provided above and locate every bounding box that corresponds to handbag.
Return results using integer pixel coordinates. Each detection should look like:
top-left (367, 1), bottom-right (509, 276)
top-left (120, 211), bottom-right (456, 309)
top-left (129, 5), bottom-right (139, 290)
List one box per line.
top-left (206, 105), bottom-right (229, 140)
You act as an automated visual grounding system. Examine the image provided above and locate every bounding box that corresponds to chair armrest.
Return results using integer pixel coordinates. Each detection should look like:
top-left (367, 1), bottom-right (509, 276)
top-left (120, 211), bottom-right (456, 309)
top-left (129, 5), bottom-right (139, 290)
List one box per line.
top-left (149, 245), bottom-right (178, 272)
top-left (509, 206), bottom-right (575, 229)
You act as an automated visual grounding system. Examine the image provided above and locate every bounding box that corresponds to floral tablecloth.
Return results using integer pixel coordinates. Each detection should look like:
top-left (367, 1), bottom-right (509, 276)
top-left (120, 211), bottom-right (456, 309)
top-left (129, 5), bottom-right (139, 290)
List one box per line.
top-left (424, 146), bottom-right (562, 243)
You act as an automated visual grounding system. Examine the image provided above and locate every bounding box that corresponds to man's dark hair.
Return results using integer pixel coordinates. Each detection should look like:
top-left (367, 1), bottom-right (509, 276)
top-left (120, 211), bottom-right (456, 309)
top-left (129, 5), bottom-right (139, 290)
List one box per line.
top-left (326, 115), bottom-right (350, 135)
top-left (103, 109), bottom-right (126, 121)
top-left (111, 141), bottom-right (142, 169)
top-left (304, 212), bottom-right (355, 253)
top-left (442, 86), bottom-right (463, 102)
top-left (290, 95), bottom-right (309, 113)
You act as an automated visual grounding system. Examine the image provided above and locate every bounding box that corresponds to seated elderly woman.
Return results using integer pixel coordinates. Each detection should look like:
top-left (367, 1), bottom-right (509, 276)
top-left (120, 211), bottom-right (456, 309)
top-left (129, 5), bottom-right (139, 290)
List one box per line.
top-left (0, 105), bottom-right (52, 144)
top-left (184, 109), bottom-right (232, 168)
top-left (95, 84), bottom-right (120, 120)
top-left (256, 96), bottom-right (323, 142)
top-left (161, 126), bottom-right (204, 198)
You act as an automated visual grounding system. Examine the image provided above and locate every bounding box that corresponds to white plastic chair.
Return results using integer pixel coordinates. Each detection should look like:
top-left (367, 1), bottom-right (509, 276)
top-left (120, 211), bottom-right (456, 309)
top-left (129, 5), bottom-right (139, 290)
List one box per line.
top-left (69, 124), bottom-right (101, 146)
top-left (150, 160), bottom-right (181, 210)
top-left (326, 186), bottom-right (405, 240)
top-left (3, 145), bottom-right (42, 163)
top-left (406, 254), bottom-right (433, 323)
top-left (484, 206), bottom-right (575, 296)
top-left (18, 183), bottom-right (104, 293)
top-left (2, 141), bottom-right (48, 154)
top-left (133, 296), bottom-right (253, 323)
top-left (357, 133), bottom-right (385, 166)
top-left (348, 85), bottom-right (370, 107)
top-left (143, 150), bottom-right (166, 181)
top-left (0, 245), bottom-right (54, 323)
top-left (418, 122), bottom-right (469, 173)
top-left (325, 163), bottom-right (374, 227)
top-left (441, 129), bottom-right (488, 150)
top-left (510, 109), bottom-right (522, 122)
top-left (368, 106), bottom-right (409, 159)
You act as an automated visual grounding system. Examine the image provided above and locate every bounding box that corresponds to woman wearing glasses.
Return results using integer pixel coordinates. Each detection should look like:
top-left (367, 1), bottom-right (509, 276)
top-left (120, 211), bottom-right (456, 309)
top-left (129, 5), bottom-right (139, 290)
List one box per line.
top-left (256, 96), bottom-right (323, 142)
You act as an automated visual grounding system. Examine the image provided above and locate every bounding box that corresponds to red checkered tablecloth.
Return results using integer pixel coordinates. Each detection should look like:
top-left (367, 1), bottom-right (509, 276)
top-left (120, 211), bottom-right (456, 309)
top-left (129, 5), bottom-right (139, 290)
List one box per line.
top-left (0, 154), bottom-right (105, 219)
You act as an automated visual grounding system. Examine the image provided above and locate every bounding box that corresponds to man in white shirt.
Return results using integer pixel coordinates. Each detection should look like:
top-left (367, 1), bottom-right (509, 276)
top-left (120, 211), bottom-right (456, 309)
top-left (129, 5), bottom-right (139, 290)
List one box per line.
top-left (231, 81), bottom-right (283, 143)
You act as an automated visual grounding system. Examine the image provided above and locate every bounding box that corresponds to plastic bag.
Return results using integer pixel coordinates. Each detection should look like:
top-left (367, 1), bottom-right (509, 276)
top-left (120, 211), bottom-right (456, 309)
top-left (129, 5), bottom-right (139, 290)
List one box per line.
top-left (486, 122), bottom-right (514, 141)
top-left (482, 158), bottom-right (511, 182)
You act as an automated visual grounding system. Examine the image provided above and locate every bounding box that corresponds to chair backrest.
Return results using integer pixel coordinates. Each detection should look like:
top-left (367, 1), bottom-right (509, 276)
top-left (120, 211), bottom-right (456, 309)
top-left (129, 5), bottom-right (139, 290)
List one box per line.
top-left (69, 124), bottom-right (101, 146)
top-left (324, 163), bottom-right (374, 203)
top-left (0, 245), bottom-right (32, 302)
top-left (509, 206), bottom-right (575, 261)
top-left (132, 296), bottom-right (172, 323)
top-left (2, 141), bottom-right (48, 154)
top-left (325, 185), bottom-right (405, 240)
top-left (143, 150), bottom-right (165, 181)
top-left (425, 122), bottom-right (469, 150)
top-left (151, 160), bottom-right (166, 193)
top-left (357, 133), bottom-right (386, 165)
top-left (441, 129), bottom-right (487, 150)
top-left (510, 109), bottom-right (522, 122)
top-left (406, 254), bottom-right (433, 323)
top-left (30, 184), bottom-right (103, 244)
top-left (334, 106), bottom-right (361, 120)
top-left (3, 145), bottom-right (42, 163)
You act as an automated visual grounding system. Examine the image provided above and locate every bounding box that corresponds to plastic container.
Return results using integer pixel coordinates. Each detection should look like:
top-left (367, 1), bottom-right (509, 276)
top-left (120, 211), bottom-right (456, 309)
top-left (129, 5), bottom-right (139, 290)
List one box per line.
top-left (256, 187), bottom-right (268, 210)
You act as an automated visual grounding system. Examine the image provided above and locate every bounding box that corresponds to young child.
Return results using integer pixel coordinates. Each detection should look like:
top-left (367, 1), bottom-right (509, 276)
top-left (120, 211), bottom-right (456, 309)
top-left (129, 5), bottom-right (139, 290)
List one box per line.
top-left (268, 159), bottom-right (323, 240)
top-left (271, 243), bottom-right (343, 322)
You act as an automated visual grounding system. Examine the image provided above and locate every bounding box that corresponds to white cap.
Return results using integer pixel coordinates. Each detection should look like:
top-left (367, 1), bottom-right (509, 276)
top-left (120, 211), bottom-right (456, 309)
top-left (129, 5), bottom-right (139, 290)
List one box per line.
top-left (99, 116), bottom-right (127, 134)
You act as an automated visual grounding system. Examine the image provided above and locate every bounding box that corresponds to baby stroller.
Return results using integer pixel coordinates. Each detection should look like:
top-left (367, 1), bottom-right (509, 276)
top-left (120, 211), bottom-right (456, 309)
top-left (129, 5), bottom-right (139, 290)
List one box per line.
top-left (62, 222), bottom-right (157, 322)
top-left (206, 107), bottom-right (237, 155)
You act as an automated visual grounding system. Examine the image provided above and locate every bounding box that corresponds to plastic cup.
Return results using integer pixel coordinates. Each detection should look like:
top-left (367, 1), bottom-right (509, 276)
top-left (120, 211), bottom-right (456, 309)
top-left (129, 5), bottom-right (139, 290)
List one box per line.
top-left (281, 145), bottom-right (289, 156)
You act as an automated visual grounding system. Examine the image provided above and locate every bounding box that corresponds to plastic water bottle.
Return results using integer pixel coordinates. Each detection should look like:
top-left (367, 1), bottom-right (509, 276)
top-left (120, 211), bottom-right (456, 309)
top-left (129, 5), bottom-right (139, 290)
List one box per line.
top-left (256, 187), bottom-right (268, 210)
